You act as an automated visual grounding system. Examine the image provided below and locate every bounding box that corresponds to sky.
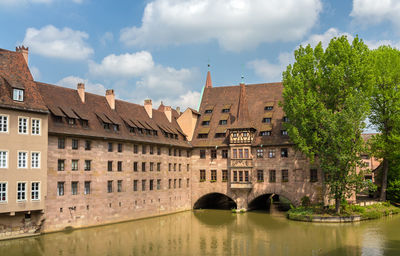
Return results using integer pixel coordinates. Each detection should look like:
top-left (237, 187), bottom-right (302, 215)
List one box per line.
top-left (1, 0), bottom-right (399, 112)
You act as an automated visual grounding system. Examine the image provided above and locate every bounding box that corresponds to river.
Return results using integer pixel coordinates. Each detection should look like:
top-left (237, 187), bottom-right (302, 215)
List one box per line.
top-left (1, 210), bottom-right (400, 256)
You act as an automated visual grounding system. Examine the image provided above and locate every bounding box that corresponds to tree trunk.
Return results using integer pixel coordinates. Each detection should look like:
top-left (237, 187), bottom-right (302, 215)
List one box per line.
top-left (335, 197), bottom-right (341, 214)
top-left (380, 158), bottom-right (389, 201)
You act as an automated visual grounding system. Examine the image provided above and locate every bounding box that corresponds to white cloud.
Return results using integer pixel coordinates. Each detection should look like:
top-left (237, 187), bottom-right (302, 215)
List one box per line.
top-left (30, 66), bottom-right (41, 80)
top-left (22, 25), bottom-right (94, 60)
top-left (120, 0), bottom-right (322, 51)
top-left (247, 52), bottom-right (293, 82)
top-left (158, 90), bottom-right (201, 110)
top-left (89, 51), bottom-right (154, 77)
top-left (364, 40), bottom-right (400, 50)
top-left (300, 27), bottom-right (353, 49)
top-left (57, 76), bottom-right (106, 96)
top-left (351, 0), bottom-right (400, 27)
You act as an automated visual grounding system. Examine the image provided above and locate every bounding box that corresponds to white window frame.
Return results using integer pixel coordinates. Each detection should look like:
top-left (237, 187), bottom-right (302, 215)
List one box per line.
top-left (31, 118), bottom-right (41, 135)
top-left (13, 88), bottom-right (24, 102)
top-left (18, 151), bottom-right (28, 169)
top-left (0, 182), bottom-right (7, 203)
top-left (0, 150), bottom-right (8, 169)
top-left (31, 182), bottom-right (40, 201)
top-left (18, 116), bottom-right (29, 135)
top-left (0, 115), bottom-right (9, 133)
top-left (31, 152), bottom-right (40, 169)
top-left (17, 182), bottom-right (27, 202)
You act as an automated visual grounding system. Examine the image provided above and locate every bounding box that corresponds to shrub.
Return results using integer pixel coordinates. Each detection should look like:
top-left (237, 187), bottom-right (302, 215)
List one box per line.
top-left (301, 196), bottom-right (311, 207)
top-left (387, 179), bottom-right (400, 204)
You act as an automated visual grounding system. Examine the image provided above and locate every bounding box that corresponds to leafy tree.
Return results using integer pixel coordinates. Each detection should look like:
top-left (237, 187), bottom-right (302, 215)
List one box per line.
top-left (282, 36), bottom-right (373, 213)
top-left (369, 46), bottom-right (400, 200)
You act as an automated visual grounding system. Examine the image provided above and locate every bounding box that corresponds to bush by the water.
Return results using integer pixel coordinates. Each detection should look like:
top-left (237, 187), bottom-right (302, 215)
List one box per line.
top-left (387, 179), bottom-right (400, 204)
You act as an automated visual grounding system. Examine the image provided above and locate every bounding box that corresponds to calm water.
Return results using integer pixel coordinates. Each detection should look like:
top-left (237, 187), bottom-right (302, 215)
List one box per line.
top-left (1, 210), bottom-right (400, 256)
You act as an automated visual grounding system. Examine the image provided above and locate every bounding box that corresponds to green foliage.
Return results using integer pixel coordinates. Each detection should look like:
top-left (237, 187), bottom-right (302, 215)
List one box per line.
top-left (301, 196), bottom-right (311, 207)
top-left (387, 179), bottom-right (400, 203)
top-left (282, 36), bottom-right (373, 212)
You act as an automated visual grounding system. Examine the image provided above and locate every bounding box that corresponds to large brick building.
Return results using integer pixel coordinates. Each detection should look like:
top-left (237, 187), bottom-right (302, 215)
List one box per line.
top-left (0, 47), bottom-right (326, 238)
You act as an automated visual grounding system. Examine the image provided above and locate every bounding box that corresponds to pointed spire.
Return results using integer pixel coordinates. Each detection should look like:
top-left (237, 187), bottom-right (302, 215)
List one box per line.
top-left (205, 63), bottom-right (212, 88)
top-left (236, 82), bottom-right (250, 127)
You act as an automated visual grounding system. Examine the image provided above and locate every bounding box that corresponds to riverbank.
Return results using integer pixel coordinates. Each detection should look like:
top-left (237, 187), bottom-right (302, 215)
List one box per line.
top-left (287, 202), bottom-right (400, 222)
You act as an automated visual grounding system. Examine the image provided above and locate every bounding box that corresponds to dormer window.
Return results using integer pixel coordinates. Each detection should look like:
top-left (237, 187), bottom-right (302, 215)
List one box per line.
top-left (281, 130), bottom-right (288, 136)
top-left (219, 120), bottom-right (227, 125)
top-left (260, 131), bottom-right (271, 136)
top-left (222, 108), bottom-right (230, 113)
top-left (13, 88), bottom-right (24, 102)
top-left (103, 122), bottom-right (111, 130)
top-left (205, 109), bottom-right (212, 114)
top-left (68, 118), bottom-right (76, 125)
top-left (264, 106), bottom-right (273, 111)
top-left (262, 118), bottom-right (271, 123)
top-left (202, 121), bottom-right (210, 126)
top-left (113, 124), bottom-right (119, 131)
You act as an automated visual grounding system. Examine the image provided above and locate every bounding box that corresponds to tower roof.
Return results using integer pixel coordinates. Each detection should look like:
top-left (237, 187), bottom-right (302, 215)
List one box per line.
top-left (205, 70), bottom-right (212, 88)
top-left (231, 82), bottom-right (253, 129)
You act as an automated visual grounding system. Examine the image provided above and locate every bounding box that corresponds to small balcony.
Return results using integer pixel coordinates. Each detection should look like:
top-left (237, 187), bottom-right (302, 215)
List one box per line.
top-left (230, 182), bottom-right (253, 189)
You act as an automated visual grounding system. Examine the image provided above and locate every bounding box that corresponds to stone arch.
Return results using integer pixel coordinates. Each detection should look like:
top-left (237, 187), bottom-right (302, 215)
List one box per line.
top-left (193, 192), bottom-right (237, 210)
top-left (247, 190), bottom-right (297, 209)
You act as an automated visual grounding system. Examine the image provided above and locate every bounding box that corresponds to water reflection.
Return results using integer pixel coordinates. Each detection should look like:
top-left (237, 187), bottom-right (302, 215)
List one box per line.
top-left (1, 210), bottom-right (399, 256)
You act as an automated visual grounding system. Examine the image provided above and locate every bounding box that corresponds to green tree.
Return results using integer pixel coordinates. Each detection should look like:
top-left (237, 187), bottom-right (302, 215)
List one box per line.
top-left (282, 36), bottom-right (373, 213)
top-left (369, 46), bottom-right (400, 201)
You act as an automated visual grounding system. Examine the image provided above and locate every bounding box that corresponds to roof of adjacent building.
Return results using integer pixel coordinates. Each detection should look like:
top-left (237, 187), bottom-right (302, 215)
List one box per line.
top-left (0, 48), bottom-right (47, 113)
top-left (192, 82), bottom-right (291, 147)
top-left (36, 82), bottom-right (191, 147)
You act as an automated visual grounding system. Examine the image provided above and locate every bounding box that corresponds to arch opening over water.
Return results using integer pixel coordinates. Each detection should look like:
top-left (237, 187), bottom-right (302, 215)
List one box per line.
top-left (193, 193), bottom-right (237, 210)
top-left (248, 194), bottom-right (293, 212)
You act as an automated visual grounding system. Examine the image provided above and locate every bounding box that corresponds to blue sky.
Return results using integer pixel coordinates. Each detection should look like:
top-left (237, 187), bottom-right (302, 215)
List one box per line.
top-left (1, 0), bottom-right (399, 111)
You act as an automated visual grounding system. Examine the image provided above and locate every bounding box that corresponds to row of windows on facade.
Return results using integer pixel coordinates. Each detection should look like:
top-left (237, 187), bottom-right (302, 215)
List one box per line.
top-left (198, 148), bottom-right (289, 159)
top-left (57, 159), bottom-right (190, 172)
top-left (0, 151), bottom-right (40, 169)
top-left (56, 178), bottom-right (190, 196)
top-left (201, 116), bottom-right (288, 126)
top-left (0, 182), bottom-right (40, 203)
top-left (203, 105), bottom-right (279, 115)
top-left (57, 137), bottom-right (190, 157)
top-left (0, 115), bottom-right (41, 135)
top-left (198, 130), bottom-right (288, 139)
top-left (198, 169), bottom-right (318, 183)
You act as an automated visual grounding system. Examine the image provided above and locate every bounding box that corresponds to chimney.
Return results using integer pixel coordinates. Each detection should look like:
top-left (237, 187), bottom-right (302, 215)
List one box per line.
top-left (77, 83), bottom-right (85, 103)
top-left (176, 106), bottom-right (181, 115)
top-left (106, 89), bottom-right (115, 110)
top-left (164, 106), bottom-right (172, 122)
top-left (16, 46), bottom-right (29, 65)
top-left (144, 99), bottom-right (152, 118)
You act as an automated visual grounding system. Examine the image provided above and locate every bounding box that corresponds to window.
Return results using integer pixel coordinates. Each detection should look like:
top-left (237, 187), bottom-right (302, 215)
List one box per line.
top-left (142, 162), bottom-right (146, 172)
top-left (81, 120), bottom-right (89, 128)
top-left (260, 131), bottom-right (271, 136)
top-left (200, 170), bottom-right (206, 181)
top-left (17, 182), bottom-right (26, 201)
top-left (133, 162), bottom-right (138, 172)
top-left (142, 180), bottom-right (146, 191)
top-left (269, 170), bottom-right (276, 182)
top-left (157, 179), bottom-right (161, 190)
top-left (211, 149), bottom-right (217, 159)
top-left (211, 170), bottom-right (217, 181)
top-left (281, 148), bottom-right (288, 158)
top-left (18, 152), bottom-right (28, 168)
top-left (187, 150), bottom-right (190, 158)
top-left (268, 149), bottom-right (276, 158)
top-left (283, 116), bottom-right (289, 122)
top-left (85, 140), bottom-right (91, 150)
top-left (222, 170), bottom-right (228, 182)
top-left (117, 180), bottom-right (123, 192)
top-left (200, 150), bottom-right (206, 159)
top-left (257, 149), bottom-right (264, 158)
top-left (169, 179), bottom-right (172, 189)
top-left (174, 179), bottom-right (177, 188)
top-left (118, 143), bottom-right (123, 152)
top-left (257, 170), bottom-right (264, 182)
top-left (150, 162), bottom-right (154, 172)
top-left (174, 163), bottom-right (177, 171)
top-left (262, 118), bottom-right (271, 123)
top-left (71, 182), bottom-right (78, 195)
top-left (168, 163), bottom-right (171, 172)
top-left (133, 180), bottom-right (138, 191)
top-left (84, 181), bottom-right (91, 195)
top-left (0, 151), bottom-right (8, 168)
top-left (244, 149), bottom-right (249, 158)
top-left (142, 145), bottom-right (146, 154)
top-left (31, 152), bottom-right (40, 168)
top-left (265, 106), bottom-right (273, 111)
top-left (84, 160), bottom-right (91, 171)
top-left (187, 178), bottom-right (190, 188)
top-left (239, 149), bottom-right (243, 158)
top-left (179, 179), bottom-right (182, 188)
top-left (117, 161), bottom-right (122, 172)
top-left (157, 162), bottom-right (161, 172)
top-left (219, 120), bottom-right (227, 125)
top-left (310, 169), bottom-right (318, 182)
top-left (0, 115), bottom-right (8, 133)
top-left (239, 171), bottom-right (243, 182)
top-left (150, 146), bottom-right (154, 155)
top-left (18, 117), bottom-right (28, 134)
top-left (31, 182), bottom-right (40, 200)
top-left (107, 161), bottom-right (113, 172)
top-left (133, 144), bottom-right (138, 154)
top-left (13, 88), bottom-right (24, 101)
top-left (157, 147), bottom-right (161, 155)
top-left (57, 182), bottom-right (64, 196)
top-left (0, 183), bottom-right (7, 202)
top-left (71, 160), bottom-right (78, 171)
top-left (244, 171), bottom-right (249, 182)
top-left (58, 138), bottom-right (65, 149)
top-left (198, 133), bottom-right (208, 139)
top-left (205, 109), bottom-right (212, 114)
top-left (68, 118), bottom-right (76, 125)
top-left (233, 171), bottom-right (238, 182)
top-left (31, 119), bottom-right (40, 135)
top-left (168, 148), bottom-right (172, 156)
top-left (57, 159), bottom-right (65, 171)
top-left (222, 108), bottom-right (230, 113)
top-left (233, 149), bottom-right (237, 158)
top-left (72, 139), bottom-right (79, 150)
top-left (107, 181), bottom-right (113, 193)
top-left (150, 180), bottom-right (154, 191)
top-left (186, 164), bottom-right (190, 172)
top-left (174, 149), bottom-right (177, 156)
top-left (108, 142), bottom-right (113, 152)
top-left (282, 170), bottom-right (289, 182)
top-left (281, 130), bottom-right (288, 136)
